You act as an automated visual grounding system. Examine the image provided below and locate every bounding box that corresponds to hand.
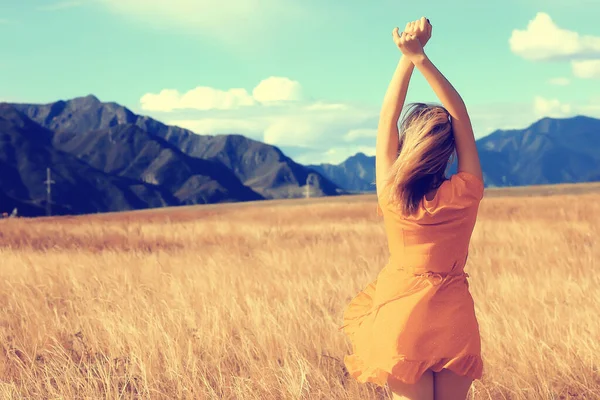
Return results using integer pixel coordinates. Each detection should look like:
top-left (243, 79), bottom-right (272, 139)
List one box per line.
top-left (406, 17), bottom-right (432, 47)
top-left (393, 30), bottom-right (425, 62)
top-left (393, 16), bottom-right (432, 48)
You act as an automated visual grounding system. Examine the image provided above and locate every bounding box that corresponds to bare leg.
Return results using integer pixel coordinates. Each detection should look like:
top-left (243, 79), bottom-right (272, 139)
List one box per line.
top-left (433, 369), bottom-right (473, 400)
top-left (387, 369), bottom-right (434, 400)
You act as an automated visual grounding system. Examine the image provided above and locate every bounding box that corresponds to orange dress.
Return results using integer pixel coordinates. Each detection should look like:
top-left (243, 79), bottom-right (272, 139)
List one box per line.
top-left (339, 171), bottom-right (485, 386)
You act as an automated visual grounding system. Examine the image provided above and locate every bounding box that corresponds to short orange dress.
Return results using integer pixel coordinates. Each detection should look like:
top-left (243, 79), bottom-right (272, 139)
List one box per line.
top-left (339, 171), bottom-right (485, 386)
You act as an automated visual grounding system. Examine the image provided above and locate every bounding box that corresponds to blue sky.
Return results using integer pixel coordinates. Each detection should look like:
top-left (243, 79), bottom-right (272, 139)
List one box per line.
top-left (2, 0), bottom-right (600, 164)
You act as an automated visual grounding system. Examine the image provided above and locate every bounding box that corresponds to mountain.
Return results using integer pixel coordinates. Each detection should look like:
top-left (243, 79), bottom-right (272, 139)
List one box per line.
top-left (11, 95), bottom-right (343, 199)
top-left (308, 152), bottom-right (376, 193)
top-left (180, 134), bottom-right (341, 199)
top-left (51, 124), bottom-right (263, 205)
top-left (310, 116), bottom-right (600, 191)
top-left (477, 116), bottom-right (600, 185)
top-left (0, 104), bottom-right (179, 217)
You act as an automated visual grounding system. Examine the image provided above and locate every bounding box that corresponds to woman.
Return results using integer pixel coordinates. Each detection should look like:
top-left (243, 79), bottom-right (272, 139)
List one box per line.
top-left (339, 17), bottom-right (485, 400)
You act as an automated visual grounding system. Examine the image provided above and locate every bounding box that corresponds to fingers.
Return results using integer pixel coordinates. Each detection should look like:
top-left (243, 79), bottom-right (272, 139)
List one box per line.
top-left (401, 17), bottom-right (431, 39)
top-left (393, 27), bottom-right (416, 50)
top-left (392, 27), bottom-right (401, 44)
top-left (400, 33), bottom-right (416, 43)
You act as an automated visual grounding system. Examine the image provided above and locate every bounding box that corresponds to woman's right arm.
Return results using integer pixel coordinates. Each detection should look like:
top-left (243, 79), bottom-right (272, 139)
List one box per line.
top-left (410, 52), bottom-right (483, 180)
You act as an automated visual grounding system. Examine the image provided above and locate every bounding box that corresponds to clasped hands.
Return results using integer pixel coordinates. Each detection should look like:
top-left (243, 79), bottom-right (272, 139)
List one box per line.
top-left (393, 17), bottom-right (432, 62)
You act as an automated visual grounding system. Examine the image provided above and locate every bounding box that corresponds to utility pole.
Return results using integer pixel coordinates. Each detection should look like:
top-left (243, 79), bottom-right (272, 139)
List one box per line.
top-left (44, 168), bottom-right (55, 216)
top-left (305, 175), bottom-right (313, 199)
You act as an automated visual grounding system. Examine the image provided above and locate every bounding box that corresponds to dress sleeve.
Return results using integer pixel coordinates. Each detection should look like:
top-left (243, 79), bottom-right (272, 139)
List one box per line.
top-left (448, 171), bottom-right (485, 203)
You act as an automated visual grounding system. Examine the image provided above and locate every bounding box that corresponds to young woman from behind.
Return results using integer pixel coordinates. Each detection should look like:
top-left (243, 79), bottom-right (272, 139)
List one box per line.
top-left (339, 17), bottom-right (485, 400)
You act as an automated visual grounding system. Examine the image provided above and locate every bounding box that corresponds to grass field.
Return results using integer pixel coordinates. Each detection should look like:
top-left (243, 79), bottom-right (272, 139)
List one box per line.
top-left (0, 183), bottom-right (598, 399)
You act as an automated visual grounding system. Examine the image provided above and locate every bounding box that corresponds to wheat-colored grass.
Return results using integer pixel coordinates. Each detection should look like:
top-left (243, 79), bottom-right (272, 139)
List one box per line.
top-left (0, 186), bottom-right (598, 399)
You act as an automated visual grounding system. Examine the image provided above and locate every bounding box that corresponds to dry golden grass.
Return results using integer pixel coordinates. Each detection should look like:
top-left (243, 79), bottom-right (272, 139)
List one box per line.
top-left (0, 184), bottom-right (599, 399)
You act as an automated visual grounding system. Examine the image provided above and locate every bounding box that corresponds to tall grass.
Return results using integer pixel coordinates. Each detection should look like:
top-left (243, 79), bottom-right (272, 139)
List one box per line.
top-left (0, 189), bottom-right (598, 399)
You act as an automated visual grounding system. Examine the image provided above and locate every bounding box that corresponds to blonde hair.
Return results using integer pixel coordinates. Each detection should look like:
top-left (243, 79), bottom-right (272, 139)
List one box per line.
top-left (383, 103), bottom-right (456, 215)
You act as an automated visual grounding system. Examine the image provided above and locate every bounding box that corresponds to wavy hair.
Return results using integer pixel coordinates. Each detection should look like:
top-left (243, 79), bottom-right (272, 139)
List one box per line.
top-left (382, 102), bottom-right (456, 215)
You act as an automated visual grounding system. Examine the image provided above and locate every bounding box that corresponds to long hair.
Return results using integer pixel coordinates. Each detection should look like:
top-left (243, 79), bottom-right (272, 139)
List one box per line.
top-left (382, 102), bottom-right (456, 216)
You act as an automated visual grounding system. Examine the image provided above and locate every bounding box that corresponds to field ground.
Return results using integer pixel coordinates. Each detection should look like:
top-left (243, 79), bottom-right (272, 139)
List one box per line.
top-left (0, 182), bottom-right (598, 399)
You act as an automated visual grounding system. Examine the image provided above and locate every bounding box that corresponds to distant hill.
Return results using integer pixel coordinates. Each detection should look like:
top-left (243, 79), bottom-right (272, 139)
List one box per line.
top-left (12, 95), bottom-right (343, 200)
top-left (51, 123), bottom-right (264, 205)
top-left (477, 116), bottom-right (600, 185)
top-left (308, 152), bottom-right (376, 193)
top-left (0, 104), bottom-right (178, 217)
top-left (310, 116), bottom-right (600, 191)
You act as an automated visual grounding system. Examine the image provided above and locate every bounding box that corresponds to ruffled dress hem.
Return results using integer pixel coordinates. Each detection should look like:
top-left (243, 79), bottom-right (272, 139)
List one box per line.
top-left (343, 352), bottom-right (483, 387)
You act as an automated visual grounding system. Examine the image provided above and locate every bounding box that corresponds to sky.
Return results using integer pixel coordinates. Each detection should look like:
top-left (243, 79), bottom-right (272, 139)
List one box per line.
top-left (1, 0), bottom-right (600, 164)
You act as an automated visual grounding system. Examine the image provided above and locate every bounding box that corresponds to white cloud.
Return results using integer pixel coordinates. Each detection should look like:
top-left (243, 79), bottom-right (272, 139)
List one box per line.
top-left (140, 88), bottom-right (233, 113)
top-left (548, 77), bottom-right (571, 86)
top-left (140, 89), bottom-right (180, 112)
top-left (139, 78), bottom-right (378, 150)
top-left (344, 128), bottom-right (377, 142)
top-left (572, 60), bottom-right (600, 79)
top-left (260, 106), bottom-right (376, 148)
top-left (140, 80), bottom-right (379, 157)
top-left (510, 12), bottom-right (600, 61)
top-left (168, 118), bottom-right (263, 136)
top-left (534, 96), bottom-right (572, 118)
top-left (98, 0), bottom-right (307, 47)
top-left (533, 96), bottom-right (600, 119)
top-left (140, 77), bottom-right (305, 112)
top-left (252, 77), bottom-right (303, 103)
top-left (305, 102), bottom-right (349, 111)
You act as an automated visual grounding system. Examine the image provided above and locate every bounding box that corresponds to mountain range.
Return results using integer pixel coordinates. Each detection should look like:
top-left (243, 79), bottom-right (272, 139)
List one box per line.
top-left (0, 95), bottom-right (342, 217)
top-left (309, 115), bottom-right (600, 192)
top-left (1, 95), bottom-right (599, 217)
top-left (308, 152), bottom-right (376, 193)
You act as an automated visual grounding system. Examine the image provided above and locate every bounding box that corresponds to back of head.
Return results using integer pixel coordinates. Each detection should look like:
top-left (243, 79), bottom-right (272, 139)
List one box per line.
top-left (383, 102), bottom-right (455, 215)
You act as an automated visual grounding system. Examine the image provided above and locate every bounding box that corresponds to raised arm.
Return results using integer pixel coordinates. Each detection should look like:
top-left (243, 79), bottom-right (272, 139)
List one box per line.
top-left (397, 31), bottom-right (483, 181)
top-left (375, 54), bottom-right (414, 198)
top-left (376, 18), bottom-right (432, 198)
